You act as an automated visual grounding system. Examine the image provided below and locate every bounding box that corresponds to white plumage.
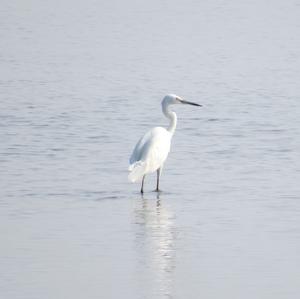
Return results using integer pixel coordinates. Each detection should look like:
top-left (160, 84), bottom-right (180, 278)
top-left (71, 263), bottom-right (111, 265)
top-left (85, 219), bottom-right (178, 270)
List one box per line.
top-left (128, 94), bottom-right (201, 193)
top-left (128, 127), bottom-right (171, 182)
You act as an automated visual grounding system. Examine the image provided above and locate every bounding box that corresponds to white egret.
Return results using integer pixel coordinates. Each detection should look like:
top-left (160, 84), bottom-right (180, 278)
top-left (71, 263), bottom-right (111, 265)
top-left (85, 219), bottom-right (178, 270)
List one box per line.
top-left (128, 94), bottom-right (202, 193)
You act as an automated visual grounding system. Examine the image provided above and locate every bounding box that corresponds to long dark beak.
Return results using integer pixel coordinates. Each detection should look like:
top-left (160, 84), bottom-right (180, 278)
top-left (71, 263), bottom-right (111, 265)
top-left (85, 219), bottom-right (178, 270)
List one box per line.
top-left (179, 99), bottom-right (202, 107)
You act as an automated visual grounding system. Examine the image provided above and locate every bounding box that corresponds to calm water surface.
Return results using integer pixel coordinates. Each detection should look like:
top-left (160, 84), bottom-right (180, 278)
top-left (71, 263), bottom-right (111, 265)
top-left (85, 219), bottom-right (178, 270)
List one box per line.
top-left (1, 0), bottom-right (300, 298)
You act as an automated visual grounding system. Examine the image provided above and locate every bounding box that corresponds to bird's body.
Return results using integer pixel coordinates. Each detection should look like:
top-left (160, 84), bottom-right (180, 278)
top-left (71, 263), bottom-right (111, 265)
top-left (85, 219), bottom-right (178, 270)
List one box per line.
top-left (129, 127), bottom-right (171, 182)
top-left (128, 94), bottom-right (201, 193)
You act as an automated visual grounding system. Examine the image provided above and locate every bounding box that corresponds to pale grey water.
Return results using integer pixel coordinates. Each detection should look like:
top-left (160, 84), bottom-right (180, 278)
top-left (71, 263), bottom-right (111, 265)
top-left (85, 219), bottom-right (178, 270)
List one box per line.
top-left (1, 0), bottom-right (300, 298)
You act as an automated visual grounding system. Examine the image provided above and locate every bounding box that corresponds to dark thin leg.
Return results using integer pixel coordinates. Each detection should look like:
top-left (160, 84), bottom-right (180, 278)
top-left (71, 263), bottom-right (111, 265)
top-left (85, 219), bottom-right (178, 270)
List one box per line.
top-left (155, 168), bottom-right (161, 192)
top-left (140, 175), bottom-right (145, 193)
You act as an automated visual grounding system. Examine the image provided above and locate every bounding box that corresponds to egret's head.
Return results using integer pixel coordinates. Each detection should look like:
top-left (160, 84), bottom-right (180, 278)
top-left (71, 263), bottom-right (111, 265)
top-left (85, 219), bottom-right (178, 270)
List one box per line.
top-left (162, 94), bottom-right (202, 107)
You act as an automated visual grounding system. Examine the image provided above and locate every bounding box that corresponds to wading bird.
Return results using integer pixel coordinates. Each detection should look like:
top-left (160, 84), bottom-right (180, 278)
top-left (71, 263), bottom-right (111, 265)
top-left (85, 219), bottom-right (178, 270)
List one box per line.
top-left (128, 94), bottom-right (202, 193)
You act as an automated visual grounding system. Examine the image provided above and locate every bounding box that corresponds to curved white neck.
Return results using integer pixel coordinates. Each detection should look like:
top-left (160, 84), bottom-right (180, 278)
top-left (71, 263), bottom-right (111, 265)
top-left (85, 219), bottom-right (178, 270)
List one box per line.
top-left (162, 104), bottom-right (177, 135)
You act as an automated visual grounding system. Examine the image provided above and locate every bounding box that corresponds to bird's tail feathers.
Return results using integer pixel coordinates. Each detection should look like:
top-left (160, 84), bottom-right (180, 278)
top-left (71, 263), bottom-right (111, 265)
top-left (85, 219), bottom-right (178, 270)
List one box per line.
top-left (128, 161), bottom-right (146, 182)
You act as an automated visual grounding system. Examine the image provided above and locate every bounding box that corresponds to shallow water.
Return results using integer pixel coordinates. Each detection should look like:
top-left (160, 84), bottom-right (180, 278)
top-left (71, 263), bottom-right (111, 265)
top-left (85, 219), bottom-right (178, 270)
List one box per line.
top-left (1, 0), bottom-right (300, 298)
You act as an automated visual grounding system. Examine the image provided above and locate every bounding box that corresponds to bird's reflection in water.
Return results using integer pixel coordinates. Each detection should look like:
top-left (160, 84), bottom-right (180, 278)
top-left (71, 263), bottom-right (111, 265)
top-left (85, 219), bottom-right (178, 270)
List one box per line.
top-left (134, 192), bottom-right (176, 299)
